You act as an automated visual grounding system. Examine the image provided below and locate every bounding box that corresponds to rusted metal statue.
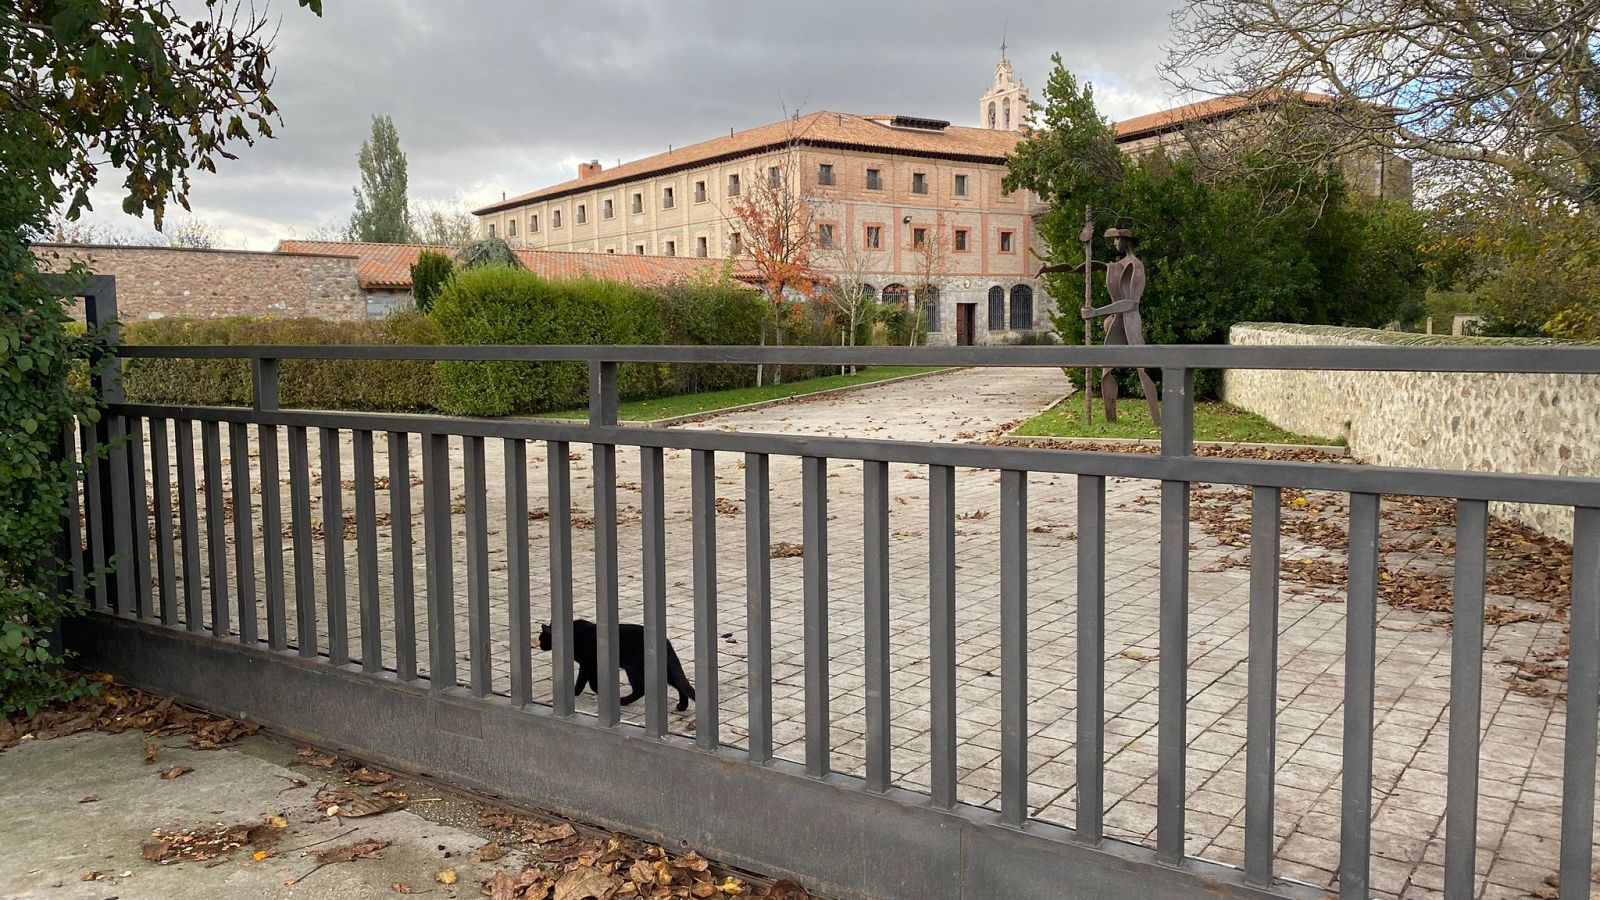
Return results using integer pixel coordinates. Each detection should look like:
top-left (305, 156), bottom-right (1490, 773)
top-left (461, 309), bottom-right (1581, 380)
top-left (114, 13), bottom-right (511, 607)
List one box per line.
top-left (1039, 223), bottom-right (1162, 427)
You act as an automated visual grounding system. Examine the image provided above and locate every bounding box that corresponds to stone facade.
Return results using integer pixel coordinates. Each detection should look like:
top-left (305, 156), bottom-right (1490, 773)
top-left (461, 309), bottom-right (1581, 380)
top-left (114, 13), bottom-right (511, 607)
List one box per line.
top-left (34, 243), bottom-right (368, 322)
top-left (1224, 323), bottom-right (1599, 539)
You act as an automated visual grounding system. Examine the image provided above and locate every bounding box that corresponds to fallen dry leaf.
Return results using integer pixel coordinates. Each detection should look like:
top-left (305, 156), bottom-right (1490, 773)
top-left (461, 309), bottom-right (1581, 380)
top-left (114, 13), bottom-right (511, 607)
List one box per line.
top-left (312, 838), bottom-right (391, 865)
top-left (391, 883), bottom-right (413, 894)
top-left (78, 794), bottom-right (100, 803)
top-left (770, 542), bottom-right (803, 559)
top-left (521, 822), bottom-right (577, 844)
top-left (336, 795), bottom-right (405, 818)
top-left (553, 867), bottom-right (618, 900)
top-left (436, 866), bottom-right (458, 885)
top-left (476, 841), bottom-right (506, 862)
top-left (349, 766), bottom-right (393, 785)
top-left (159, 765), bottom-right (194, 780)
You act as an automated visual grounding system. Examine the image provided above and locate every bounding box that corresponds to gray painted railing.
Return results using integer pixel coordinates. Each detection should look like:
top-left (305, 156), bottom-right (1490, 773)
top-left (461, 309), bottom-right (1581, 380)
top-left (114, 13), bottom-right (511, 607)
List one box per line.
top-left (61, 283), bottom-right (1600, 900)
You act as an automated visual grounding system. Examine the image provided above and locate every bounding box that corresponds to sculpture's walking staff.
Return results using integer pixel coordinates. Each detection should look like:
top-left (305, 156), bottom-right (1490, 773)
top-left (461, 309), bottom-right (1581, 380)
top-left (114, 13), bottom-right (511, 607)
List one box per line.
top-left (1080, 206), bottom-right (1095, 426)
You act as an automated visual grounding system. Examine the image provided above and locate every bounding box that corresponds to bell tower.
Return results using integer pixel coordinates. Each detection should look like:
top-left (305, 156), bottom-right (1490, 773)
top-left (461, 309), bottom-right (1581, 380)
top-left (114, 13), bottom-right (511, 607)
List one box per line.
top-left (978, 40), bottom-right (1029, 131)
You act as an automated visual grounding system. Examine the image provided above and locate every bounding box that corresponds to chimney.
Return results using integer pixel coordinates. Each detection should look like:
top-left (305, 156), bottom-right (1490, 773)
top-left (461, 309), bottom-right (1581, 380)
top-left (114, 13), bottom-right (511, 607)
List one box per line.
top-left (577, 159), bottom-right (603, 180)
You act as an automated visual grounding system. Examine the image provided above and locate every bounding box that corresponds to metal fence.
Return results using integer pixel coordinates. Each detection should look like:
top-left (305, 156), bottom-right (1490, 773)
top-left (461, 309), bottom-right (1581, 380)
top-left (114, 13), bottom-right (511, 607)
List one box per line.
top-left (61, 284), bottom-right (1600, 900)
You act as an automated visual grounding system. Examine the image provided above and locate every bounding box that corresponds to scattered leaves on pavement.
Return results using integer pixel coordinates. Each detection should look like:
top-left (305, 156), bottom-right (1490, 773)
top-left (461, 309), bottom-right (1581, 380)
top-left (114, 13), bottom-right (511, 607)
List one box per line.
top-left (0, 680), bottom-right (258, 753)
top-left (769, 542), bottom-right (803, 559)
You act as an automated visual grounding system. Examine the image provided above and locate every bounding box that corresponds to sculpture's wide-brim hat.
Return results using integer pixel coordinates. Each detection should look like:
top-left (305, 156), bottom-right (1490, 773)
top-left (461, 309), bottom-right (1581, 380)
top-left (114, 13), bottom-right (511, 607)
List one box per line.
top-left (1104, 227), bottom-right (1139, 242)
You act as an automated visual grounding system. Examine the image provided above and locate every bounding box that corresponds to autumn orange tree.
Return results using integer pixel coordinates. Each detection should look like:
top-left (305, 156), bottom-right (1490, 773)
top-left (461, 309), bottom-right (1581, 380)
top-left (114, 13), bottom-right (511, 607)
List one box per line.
top-left (729, 137), bottom-right (826, 384)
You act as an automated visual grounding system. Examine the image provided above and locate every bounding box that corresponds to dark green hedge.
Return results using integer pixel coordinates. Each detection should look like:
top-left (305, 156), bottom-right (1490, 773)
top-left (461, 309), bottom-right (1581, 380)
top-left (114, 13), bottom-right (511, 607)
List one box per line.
top-left (123, 312), bottom-right (445, 411)
top-left (123, 270), bottom-right (782, 417)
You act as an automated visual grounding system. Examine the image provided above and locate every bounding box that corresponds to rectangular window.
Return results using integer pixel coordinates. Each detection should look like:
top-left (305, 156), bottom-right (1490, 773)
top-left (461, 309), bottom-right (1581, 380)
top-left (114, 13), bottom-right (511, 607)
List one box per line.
top-left (696, 236), bottom-right (708, 258)
top-left (817, 223), bottom-right (834, 249)
top-left (954, 174), bottom-right (968, 197)
top-left (866, 168), bottom-right (882, 190)
top-left (913, 226), bottom-right (927, 249)
top-left (552, 208), bottom-right (562, 228)
top-left (576, 204), bottom-right (586, 224)
top-left (768, 166), bottom-right (781, 188)
top-left (665, 240), bottom-right (676, 257)
top-left (912, 172), bottom-right (927, 194)
top-left (818, 163), bottom-right (834, 186)
top-left (865, 225), bottom-right (882, 249)
top-left (663, 186), bottom-right (675, 209)
top-left (605, 247), bottom-right (615, 254)
top-left (954, 228), bottom-right (969, 251)
top-left (727, 173), bottom-right (741, 196)
top-left (729, 231), bottom-right (742, 254)
top-left (694, 180), bottom-right (707, 203)
top-left (631, 193), bottom-right (643, 214)
top-left (488, 223), bottom-right (496, 238)
top-left (635, 244), bottom-right (646, 255)
top-left (999, 230), bottom-right (1014, 252)
top-left (602, 199), bottom-right (613, 219)
top-left (530, 214), bottom-right (539, 233)
top-left (508, 218), bottom-right (517, 237)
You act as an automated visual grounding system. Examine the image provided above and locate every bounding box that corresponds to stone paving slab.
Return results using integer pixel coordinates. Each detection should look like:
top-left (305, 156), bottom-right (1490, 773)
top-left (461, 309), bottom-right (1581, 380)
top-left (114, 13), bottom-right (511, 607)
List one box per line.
top-left (124, 366), bottom-right (1595, 900)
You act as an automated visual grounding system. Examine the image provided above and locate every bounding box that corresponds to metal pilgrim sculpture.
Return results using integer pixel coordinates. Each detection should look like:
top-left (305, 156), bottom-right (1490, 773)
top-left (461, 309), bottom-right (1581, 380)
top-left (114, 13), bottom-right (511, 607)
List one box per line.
top-left (1038, 207), bottom-right (1162, 428)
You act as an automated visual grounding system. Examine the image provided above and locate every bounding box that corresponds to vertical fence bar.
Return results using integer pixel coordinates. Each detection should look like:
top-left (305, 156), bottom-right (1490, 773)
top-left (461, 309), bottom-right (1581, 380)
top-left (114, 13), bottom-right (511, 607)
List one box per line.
top-left (106, 413), bottom-right (136, 616)
top-left (201, 421), bottom-right (230, 636)
top-left (929, 464), bottom-right (956, 807)
top-left (1341, 492), bottom-right (1381, 897)
top-left (1157, 367), bottom-right (1195, 864)
top-left (1245, 486), bottom-right (1281, 885)
top-left (691, 449), bottom-right (719, 750)
top-left (1000, 469), bottom-right (1030, 827)
top-left (745, 451), bottom-right (773, 763)
top-left (505, 439), bottom-right (531, 707)
top-left (175, 420), bottom-right (203, 632)
top-left (1444, 499), bottom-right (1486, 900)
top-left (228, 422), bottom-right (257, 645)
top-left (81, 421), bottom-right (108, 613)
top-left (319, 428), bottom-right (348, 666)
top-left (288, 426), bottom-right (317, 657)
top-left (547, 440), bottom-right (575, 716)
top-left (463, 435), bottom-right (491, 697)
top-left (591, 361), bottom-right (622, 728)
top-left (353, 430), bottom-right (382, 674)
top-left (149, 419), bottom-right (176, 626)
top-left (804, 456), bottom-right (831, 779)
top-left (863, 459), bottom-right (891, 792)
top-left (388, 432), bottom-right (416, 681)
top-left (642, 446), bottom-right (668, 738)
top-left (1076, 473), bottom-right (1106, 842)
top-left (422, 432), bottom-right (455, 691)
top-left (1560, 507), bottom-right (1600, 900)
top-left (128, 417), bottom-right (152, 621)
top-left (259, 422), bottom-right (285, 650)
top-left (59, 424), bottom-right (86, 606)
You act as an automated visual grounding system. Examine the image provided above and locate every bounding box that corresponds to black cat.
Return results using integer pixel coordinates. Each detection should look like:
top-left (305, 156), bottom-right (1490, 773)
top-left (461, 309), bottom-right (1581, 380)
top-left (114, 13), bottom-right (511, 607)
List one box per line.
top-left (539, 619), bottom-right (695, 711)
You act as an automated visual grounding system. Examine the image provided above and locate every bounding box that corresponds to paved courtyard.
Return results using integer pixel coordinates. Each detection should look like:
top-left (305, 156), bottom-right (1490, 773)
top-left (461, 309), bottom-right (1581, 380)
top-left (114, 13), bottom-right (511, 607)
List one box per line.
top-left (130, 366), bottom-right (1589, 899)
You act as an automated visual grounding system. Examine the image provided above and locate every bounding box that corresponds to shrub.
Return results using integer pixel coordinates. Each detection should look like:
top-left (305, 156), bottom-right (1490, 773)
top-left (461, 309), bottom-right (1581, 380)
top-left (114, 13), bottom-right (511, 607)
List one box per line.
top-left (656, 280), bottom-right (768, 392)
top-left (455, 237), bottom-right (523, 270)
top-left (410, 250), bottom-right (454, 314)
top-left (123, 312), bottom-right (444, 412)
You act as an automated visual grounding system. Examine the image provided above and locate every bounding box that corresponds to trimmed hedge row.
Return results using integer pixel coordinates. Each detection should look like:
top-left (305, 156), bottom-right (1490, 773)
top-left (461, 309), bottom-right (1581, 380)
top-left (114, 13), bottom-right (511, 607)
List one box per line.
top-left (124, 312), bottom-right (445, 411)
top-left (122, 269), bottom-right (796, 416)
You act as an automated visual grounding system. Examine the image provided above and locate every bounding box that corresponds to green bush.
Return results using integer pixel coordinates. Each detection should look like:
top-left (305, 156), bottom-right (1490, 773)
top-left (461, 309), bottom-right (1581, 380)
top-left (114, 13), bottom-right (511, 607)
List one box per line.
top-left (123, 312), bottom-right (443, 412)
top-left (655, 280), bottom-right (767, 393)
top-left (410, 250), bottom-right (454, 314)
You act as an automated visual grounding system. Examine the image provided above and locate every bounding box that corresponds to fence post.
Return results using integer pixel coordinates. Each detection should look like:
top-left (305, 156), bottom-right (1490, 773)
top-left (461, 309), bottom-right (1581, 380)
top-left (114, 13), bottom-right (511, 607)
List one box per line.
top-left (81, 277), bottom-right (129, 615)
top-left (1157, 366), bottom-right (1194, 866)
top-left (252, 358), bottom-right (280, 412)
top-left (589, 359), bottom-right (622, 727)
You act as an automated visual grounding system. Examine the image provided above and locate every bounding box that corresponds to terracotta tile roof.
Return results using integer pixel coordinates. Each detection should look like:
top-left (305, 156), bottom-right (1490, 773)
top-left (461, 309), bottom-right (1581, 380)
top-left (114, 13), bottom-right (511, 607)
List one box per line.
top-left (1114, 91), bottom-right (1336, 142)
top-left (474, 110), bottom-right (1027, 214)
top-left (275, 240), bottom-right (755, 291)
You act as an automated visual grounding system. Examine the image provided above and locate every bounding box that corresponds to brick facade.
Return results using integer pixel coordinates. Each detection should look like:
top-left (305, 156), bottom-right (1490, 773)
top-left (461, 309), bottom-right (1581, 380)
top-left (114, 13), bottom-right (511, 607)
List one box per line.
top-left (33, 243), bottom-right (368, 322)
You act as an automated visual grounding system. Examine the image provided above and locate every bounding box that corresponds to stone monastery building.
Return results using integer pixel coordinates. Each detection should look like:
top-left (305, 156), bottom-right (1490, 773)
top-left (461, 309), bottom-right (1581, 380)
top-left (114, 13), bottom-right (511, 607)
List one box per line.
top-left (474, 59), bottom-right (1047, 346)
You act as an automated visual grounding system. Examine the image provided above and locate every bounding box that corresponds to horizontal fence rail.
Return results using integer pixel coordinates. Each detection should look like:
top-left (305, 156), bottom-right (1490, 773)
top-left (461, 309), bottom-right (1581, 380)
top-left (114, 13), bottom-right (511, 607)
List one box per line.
top-left (64, 322), bottom-right (1600, 900)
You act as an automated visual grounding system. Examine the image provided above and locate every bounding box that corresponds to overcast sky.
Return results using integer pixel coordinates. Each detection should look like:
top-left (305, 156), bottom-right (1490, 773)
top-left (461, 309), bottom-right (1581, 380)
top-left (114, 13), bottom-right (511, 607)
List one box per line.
top-left (78, 0), bottom-right (1188, 249)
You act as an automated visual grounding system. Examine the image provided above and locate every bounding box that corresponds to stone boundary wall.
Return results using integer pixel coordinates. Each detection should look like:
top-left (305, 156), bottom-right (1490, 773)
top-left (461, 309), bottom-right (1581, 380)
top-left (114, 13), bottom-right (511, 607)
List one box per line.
top-left (1224, 323), bottom-right (1599, 540)
top-left (34, 243), bottom-right (368, 322)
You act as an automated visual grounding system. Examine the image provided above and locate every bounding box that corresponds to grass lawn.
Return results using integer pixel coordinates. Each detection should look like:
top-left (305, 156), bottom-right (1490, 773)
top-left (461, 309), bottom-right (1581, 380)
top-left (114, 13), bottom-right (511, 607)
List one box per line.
top-left (1012, 397), bottom-right (1334, 445)
top-left (547, 366), bottom-right (945, 422)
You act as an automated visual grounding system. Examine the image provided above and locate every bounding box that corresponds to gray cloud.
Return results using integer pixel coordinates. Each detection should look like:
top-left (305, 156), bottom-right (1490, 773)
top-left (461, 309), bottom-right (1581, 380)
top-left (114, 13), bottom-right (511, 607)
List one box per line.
top-left (79, 0), bottom-right (1184, 248)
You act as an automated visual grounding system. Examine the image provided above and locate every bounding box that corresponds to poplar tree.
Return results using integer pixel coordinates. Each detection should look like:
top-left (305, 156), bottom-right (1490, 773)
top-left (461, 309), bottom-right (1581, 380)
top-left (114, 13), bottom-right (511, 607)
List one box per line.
top-left (348, 115), bottom-right (416, 243)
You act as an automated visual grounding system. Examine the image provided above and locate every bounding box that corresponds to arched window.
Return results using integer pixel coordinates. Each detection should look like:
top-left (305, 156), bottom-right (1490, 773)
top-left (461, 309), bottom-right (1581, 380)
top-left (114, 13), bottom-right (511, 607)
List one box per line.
top-left (987, 285), bottom-right (1006, 330)
top-left (916, 286), bottom-right (940, 332)
top-left (1003, 101), bottom-right (1011, 130)
top-left (1009, 284), bottom-right (1034, 329)
top-left (882, 283), bottom-right (908, 305)
top-left (988, 102), bottom-right (997, 128)
top-left (859, 284), bottom-right (877, 303)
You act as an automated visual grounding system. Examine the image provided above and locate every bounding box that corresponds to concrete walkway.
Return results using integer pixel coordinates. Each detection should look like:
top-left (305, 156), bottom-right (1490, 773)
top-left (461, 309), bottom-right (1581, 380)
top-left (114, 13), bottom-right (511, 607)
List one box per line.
top-left (119, 365), bottom-right (1588, 899)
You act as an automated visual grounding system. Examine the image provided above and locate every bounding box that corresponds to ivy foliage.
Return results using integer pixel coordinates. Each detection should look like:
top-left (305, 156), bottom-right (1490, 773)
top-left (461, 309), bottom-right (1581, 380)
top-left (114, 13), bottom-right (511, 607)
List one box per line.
top-left (1, 0), bottom-right (319, 714)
